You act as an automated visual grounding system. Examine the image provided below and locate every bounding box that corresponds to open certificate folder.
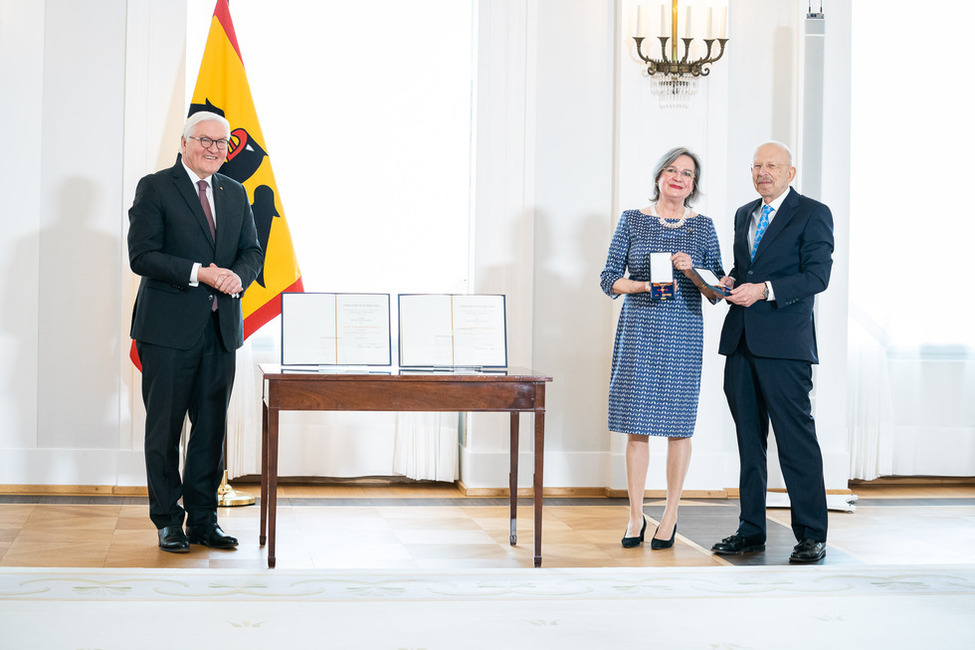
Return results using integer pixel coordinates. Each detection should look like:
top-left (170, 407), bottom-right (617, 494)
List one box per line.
top-left (398, 294), bottom-right (507, 368)
top-left (281, 293), bottom-right (391, 366)
top-left (682, 267), bottom-right (731, 303)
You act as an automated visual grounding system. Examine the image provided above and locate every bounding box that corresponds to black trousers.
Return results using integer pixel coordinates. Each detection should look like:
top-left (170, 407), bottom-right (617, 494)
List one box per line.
top-left (723, 338), bottom-right (828, 542)
top-left (137, 312), bottom-right (236, 529)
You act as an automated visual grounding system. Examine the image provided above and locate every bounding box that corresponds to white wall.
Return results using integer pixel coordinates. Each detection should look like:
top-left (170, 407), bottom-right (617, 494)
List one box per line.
top-left (808, 2), bottom-right (851, 489)
top-left (0, 0), bottom-right (186, 486)
top-left (461, 0), bottom-right (539, 486)
top-left (528, 0), bottom-right (618, 487)
top-left (2, 0), bottom-right (131, 484)
top-left (0, 0), bottom-right (44, 457)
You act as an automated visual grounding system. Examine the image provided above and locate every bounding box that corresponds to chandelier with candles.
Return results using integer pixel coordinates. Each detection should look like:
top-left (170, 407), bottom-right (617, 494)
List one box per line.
top-left (632, 1), bottom-right (729, 109)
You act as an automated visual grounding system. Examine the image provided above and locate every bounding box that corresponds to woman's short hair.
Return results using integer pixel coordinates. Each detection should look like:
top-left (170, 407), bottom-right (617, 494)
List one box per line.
top-left (182, 111), bottom-right (231, 140)
top-left (650, 146), bottom-right (702, 206)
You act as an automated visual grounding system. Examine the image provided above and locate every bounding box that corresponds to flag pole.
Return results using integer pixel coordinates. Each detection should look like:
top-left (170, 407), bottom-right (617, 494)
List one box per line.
top-left (218, 469), bottom-right (255, 506)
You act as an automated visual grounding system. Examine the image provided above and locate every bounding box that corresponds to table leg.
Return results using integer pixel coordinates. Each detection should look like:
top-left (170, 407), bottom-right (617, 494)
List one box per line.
top-left (509, 411), bottom-right (519, 545)
top-left (267, 407), bottom-right (279, 569)
top-left (533, 409), bottom-right (544, 567)
top-left (260, 399), bottom-right (268, 546)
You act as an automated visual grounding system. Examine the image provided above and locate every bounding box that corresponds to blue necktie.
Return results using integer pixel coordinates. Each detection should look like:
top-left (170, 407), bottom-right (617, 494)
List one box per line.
top-left (751, 204), bottom-right (773, 261)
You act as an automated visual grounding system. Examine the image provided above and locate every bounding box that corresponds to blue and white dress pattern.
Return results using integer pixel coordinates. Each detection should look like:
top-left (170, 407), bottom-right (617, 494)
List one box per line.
top-left (600, 209), bottom-right (724, 437)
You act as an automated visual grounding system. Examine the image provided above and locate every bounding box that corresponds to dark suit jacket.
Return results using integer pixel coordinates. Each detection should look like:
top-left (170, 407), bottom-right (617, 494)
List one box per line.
top-left (128, 159), bottom-right (264, 351)
top-left (718, 187), bottom-right (833, 363)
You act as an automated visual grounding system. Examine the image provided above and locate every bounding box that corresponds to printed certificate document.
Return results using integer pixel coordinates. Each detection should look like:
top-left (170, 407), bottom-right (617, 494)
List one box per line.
top-left (399, 294), bottom-right (507, 368)
top-left (397, 294), bottom-right (455, 367)
top-left (281, 293), bottom-right (391, 366)
top-left (335, 295), bottom-right (392, 364)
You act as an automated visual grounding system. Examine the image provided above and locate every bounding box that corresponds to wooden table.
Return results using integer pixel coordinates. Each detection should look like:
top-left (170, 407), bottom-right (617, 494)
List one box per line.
top-left (259, 364), bottom-right (552, 568)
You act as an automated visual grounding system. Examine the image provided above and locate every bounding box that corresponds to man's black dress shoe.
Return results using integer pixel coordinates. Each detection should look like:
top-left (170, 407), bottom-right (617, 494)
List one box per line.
top-left (185, 524), bottom-right (239, 549)
top-left (790, 538), bottom-right (826, 563)
top-left (711, 532), bottom-right (765, 555)
top-left (157, 525), bottom-right (190, 553)
top-left (650, 522), bottom-right (676, 550)
top-left (621, 516), bottom-right (647, 548)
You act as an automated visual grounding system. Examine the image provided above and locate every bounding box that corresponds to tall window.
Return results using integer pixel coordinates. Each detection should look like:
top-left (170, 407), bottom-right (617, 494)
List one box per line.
top-left (848, 0), bottom-right (975, 481)
top-left (850, 1), bottom-right (975, 351)
top-left (187, 0), bottom-right (474, 480)
top-left (187, 0), bottom-right (474, 305)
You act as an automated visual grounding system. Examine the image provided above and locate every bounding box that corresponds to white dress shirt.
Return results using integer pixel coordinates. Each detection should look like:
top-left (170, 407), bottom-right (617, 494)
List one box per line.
top-left (181, 162), bottom-right (216, 287)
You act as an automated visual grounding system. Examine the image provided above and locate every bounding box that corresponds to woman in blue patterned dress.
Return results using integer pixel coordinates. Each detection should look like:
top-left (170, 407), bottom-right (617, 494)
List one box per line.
top-left (600, 147), bottom-right (724, 549)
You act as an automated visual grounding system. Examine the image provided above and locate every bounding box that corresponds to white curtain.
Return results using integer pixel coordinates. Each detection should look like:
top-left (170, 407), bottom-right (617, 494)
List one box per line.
top-left (226, 336), bottom-right (269, 479)
top-left (392, 412), bottom-right (460, 481)
top-left (846, 308), bottom-right (894, 480)
top-left (848, 1), bottom-right (975, 478)
top-left (226, 331), bottom-right (459, 481)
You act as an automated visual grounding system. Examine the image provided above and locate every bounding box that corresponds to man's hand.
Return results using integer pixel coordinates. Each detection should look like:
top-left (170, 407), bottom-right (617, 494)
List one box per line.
top-left (199, 263), bottom-right (242, 296)
top-left (725, 282), bottom-right (766, 307)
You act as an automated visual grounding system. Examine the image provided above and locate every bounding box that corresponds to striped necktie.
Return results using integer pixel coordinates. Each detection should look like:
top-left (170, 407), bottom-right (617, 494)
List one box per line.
top-left (751, 204), bottom-right (773, 261)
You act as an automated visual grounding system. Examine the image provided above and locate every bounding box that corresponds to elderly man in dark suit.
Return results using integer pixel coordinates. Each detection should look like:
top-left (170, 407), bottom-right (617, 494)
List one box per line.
top-left (128, 111), bottom-right (264, 552)
top-left (711, 141), bottom-right (833, 563)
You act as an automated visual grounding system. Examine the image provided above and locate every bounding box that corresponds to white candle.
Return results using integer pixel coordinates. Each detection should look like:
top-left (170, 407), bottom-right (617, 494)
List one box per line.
top-left (660, 4), bottom-right (667, 37)
top-left (718, 6), bottom-right (727, 38)
top-left (636, 5), bottom-right (644, 37)
top-left (706, 7), bottom-right (713, 39)
top-left (685, 6), bottom-right (692, 38)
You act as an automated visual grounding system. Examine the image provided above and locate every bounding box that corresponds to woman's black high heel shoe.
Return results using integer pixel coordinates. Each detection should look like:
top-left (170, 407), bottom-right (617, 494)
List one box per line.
top-left (621, 516), bottom-right (647, 548)
top-left (650, 522), bottom-right (677, 550)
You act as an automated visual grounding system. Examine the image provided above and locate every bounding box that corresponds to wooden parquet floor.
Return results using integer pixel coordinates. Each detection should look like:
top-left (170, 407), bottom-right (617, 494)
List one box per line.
top-left (2, 483), bottom-right (973, 569)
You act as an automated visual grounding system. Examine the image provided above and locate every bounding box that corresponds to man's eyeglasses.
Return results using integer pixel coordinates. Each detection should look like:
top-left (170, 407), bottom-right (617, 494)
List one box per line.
top-left (751, 163), bottom-right (782, 173)
top-left (663, 167), bottom-right (695, 179)
top-left (188, 135), bottom-right (230, 151)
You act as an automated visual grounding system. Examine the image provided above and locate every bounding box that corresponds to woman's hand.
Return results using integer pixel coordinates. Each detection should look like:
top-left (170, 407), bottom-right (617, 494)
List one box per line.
top-left (671, 252), bottom-right (693, 271)
top-left (612, 278), bottom-right (652, 294)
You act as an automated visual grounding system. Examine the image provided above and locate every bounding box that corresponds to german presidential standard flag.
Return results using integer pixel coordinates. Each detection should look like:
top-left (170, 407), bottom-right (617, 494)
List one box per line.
top-left (129, 0), bottom-right (300, 370)
top-left (188, 0), bottom-right (303, 339)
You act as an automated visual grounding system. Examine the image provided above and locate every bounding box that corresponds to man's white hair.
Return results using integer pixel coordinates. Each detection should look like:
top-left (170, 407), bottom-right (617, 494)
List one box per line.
top-left (182, 111), bottom-right (231, 139)
top-left (754, 140), bottom-right (794, 166)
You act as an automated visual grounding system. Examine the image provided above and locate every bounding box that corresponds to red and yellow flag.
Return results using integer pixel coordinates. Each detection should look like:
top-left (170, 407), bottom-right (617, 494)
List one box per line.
top-left (189, 0), bottom-right (303, 338)
top-left (130, 0), bottom-right (302, 369)
top-left (130, 1), bottom-right (302, 370)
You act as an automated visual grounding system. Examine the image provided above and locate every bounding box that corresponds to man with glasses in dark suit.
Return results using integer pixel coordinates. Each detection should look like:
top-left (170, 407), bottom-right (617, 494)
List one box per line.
top-left (128, 111), bottom-right (264, 552)
top-left (711, 141), bottom-right (833, 563)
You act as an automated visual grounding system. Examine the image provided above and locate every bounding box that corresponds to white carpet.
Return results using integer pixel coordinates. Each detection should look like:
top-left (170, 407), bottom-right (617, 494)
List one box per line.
top-left (2, 564), bottom-right (973, 649)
